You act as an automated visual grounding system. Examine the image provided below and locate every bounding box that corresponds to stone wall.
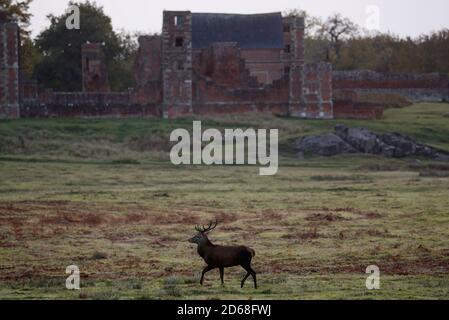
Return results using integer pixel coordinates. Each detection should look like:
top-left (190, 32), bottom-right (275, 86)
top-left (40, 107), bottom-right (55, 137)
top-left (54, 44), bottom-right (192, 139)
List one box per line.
top-left (333, 70), bottom-right (449, 102)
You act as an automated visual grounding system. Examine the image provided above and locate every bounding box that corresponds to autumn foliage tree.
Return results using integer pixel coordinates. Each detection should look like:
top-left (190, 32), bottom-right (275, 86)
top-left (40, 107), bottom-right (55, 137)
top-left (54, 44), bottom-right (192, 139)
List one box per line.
top-left (284, 9), bottom-right (449, 74)
top-left (34, 1), bottom-right (136, 91)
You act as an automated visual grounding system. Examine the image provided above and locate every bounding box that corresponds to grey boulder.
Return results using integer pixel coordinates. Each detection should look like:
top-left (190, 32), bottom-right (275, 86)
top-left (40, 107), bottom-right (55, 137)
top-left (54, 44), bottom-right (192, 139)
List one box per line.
top-left (295, 133), bottom-right (357, 156)
top-left (295, 124), bottom-right (449, 161)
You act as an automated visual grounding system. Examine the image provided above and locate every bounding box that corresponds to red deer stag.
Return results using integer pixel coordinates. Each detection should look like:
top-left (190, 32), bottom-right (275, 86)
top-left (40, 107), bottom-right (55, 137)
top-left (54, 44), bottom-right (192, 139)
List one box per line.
top-left (188, 221), bottom-right (257, 289)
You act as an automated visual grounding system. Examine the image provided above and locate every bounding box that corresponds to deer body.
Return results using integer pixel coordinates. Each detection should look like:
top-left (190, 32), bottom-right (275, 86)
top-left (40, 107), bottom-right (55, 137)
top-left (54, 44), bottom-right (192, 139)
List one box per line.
top-left (189, 221), bottom-right (257, 289)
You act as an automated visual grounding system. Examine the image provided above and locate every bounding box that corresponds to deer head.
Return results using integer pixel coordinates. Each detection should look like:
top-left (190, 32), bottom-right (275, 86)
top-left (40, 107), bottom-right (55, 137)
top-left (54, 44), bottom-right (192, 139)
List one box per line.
top-left (188, 220), bottom-right (218, 245)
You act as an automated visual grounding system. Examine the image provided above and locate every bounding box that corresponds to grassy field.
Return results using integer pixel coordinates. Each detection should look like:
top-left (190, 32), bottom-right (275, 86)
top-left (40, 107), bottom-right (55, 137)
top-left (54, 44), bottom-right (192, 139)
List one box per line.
top-left (0, 103), bottom-right (449, 300)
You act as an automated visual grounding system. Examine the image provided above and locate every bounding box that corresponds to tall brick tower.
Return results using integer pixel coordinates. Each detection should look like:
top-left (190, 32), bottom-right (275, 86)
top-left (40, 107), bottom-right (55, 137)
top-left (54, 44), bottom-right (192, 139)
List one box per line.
top-left (0, 9), bottom-right (20, 119)
top-left (283, 16), bottom-right (306, 117)
top-left (81, 43), bottom-right (110, 92)
top-left (162, 11), bottom-right (193, 118)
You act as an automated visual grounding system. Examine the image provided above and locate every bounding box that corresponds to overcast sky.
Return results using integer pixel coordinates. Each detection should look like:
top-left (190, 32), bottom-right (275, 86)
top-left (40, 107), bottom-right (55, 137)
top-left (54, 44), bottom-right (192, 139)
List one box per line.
top-left (29, 0), bottom-right (449, 38)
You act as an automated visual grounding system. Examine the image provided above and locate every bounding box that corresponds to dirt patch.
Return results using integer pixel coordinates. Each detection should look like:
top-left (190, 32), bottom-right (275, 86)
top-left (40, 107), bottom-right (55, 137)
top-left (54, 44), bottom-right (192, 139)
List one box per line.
top-left (363, 212), bottom-right (383, 219)
top-left (40, 212), bottom-right (104, 226)
top-left (109, 213), bottom-right (148, 225)
top-left (259, 209), bottom-right (285, 222)
top-left (214, 212), bottom-right (237, 224)
top-left (282, 225), bottom-right (321, 241)
top-left (318, 207), bottom-right (383, 220)
top-left (260, 251), bottom-right (449, 276)
top-left (306, 213), bottom-right (347, 222)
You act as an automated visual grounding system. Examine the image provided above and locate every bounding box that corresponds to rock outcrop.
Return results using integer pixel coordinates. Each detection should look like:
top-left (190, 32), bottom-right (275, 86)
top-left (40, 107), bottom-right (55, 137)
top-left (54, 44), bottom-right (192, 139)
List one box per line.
top-left (295, 125), bottom-right (449, 161)
top-left (294, 134), bottom-right (356, 156)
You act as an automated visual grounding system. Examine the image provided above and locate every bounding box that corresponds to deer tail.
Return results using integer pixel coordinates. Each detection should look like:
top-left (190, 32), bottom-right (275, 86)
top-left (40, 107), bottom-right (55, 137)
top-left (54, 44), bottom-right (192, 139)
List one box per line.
top-left (249, 248), bottom-right (256, 258)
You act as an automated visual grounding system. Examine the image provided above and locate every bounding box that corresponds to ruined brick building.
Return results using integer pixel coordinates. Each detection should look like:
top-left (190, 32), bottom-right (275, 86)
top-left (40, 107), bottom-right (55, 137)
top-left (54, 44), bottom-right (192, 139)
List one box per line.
top-left (160, 11), bottom-right (333, 118)
top-left (1, 10), bottom-right (448, 120)
top-left (133, 11), bottom-right (333, 119)
top-left (0, 10), bottom-right (20, 119)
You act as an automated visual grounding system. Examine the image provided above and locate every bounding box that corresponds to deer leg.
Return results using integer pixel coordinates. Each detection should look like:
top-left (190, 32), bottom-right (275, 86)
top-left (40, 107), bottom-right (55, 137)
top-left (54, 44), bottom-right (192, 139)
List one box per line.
top-left (241, 272), bottom-right (251, 288)
top-left (219, 267), bottom-right (225, 286)
top-left (200, 266), bottom-right (214, 286)
top-left (249, 266), bottom-right (257, 289)
top-left (241, 265), bottom-right (257, 289)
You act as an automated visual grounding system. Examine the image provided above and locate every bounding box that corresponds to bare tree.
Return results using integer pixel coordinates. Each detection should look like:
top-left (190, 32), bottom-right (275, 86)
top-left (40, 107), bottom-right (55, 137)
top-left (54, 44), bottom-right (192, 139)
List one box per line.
top-left (318, 13), bottom-right (359, 62)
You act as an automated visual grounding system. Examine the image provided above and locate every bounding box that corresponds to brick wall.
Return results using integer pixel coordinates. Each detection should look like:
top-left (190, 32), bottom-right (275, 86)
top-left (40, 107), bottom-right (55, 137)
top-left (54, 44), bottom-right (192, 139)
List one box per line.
top-left (191, 41), bottom-right (290, 116)
top-left (301, 62), bottom-right (333, 119)
top-left (284, 16), bottom-right (306, 117)
top-left (193, 42), bottom-right (260, 88)
top-left (240, 48), bottom-right (284, 84)
top-left (333, 70), bottom-right (449, 102)
top-left (0, 13), bottom-right (20, 119)
top-left (20, 91), bottom-right (161, 118)
top-left (192, 75), bottom-right (290, 116)
top-left (162, 11), bottom-right (193, 118)
top-left (334, 100), bottom-right (383, 120)
top-left (133, 35), bottom-right (163, 105)
top-left (81, 43), bottom-right (110, 92)
top-left (19, 78), bottom-right (38, 103)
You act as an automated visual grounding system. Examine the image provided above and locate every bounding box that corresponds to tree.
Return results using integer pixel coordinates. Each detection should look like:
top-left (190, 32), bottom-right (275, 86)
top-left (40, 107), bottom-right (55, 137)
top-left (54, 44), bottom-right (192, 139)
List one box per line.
top-left (318, 13), bottom-right (359, 63)
top-left (108, 29), bottom-right (138, 91)
top-left (34, 1), bottom-right (136, 91)
top-left (1, 0), bottom-right (37, 77)
top-left (0, 0), bottom-right (32, 38)
top-left (20, 37), bottom-right (41, 77)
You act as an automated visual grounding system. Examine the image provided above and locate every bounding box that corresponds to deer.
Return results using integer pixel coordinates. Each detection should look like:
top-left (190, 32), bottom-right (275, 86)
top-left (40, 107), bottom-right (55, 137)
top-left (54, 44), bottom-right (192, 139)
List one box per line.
top-left (188, 220), bottom-right (257, 289)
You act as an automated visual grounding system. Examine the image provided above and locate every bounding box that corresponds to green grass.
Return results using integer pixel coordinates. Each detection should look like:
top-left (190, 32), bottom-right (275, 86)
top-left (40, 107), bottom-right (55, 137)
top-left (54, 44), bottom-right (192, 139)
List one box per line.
top-left (0, 102), bottom-right (448, 300)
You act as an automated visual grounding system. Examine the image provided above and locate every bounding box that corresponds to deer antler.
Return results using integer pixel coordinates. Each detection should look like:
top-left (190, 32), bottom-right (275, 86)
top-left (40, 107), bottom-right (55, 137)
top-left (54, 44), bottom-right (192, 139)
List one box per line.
top-left (195, 220), bottom-right (218, 233)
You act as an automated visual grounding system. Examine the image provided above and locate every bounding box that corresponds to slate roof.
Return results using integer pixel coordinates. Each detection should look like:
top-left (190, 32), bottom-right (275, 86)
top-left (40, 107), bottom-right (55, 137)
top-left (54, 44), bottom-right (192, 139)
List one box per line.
top-left (191, 12), bottom-right (284, 50)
